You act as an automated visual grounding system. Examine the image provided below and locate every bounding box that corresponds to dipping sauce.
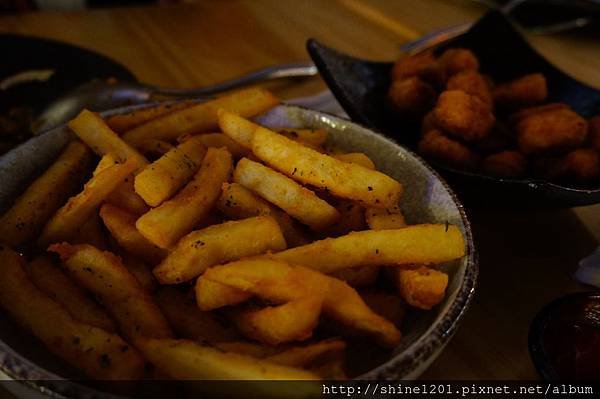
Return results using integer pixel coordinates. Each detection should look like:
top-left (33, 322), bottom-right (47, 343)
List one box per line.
top-left (530, 292), bottom-right (600, 380)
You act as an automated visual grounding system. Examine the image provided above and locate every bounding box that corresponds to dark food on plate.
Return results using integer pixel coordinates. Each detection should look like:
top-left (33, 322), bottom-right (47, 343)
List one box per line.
top-left (0, 87), bottom-right (467, 382)
top-left (389, 48), bottom-right (600, 184)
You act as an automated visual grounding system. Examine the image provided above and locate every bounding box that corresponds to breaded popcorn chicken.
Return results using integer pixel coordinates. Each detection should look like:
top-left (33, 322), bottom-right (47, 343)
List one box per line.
top-left (446, 70), bottom-right (493, 107)
top-left (388, 76), bottom-right (437, 114)
top-left (420, 111), bottom-right (438, 135)
top-left (390, 50), bottom-right (444, 87)
top-left (417, 129), bottom-right (479, 169)
top-left (516, 107), bottom-right (588, 155)
top-left (396, 266), bottom-right (448, 310)
top-left (433, 90), bottom-right (495, 141)
top-left (494, 73), bottom-right (547, 108)
top-left (482, 150), bottom-right (527, 178)
top-left (556, 148), bottom-right (600, 183)
top-left (587, 116), bottom-right (600, 150)
top-left (438, 48), bottom-right (479, 77)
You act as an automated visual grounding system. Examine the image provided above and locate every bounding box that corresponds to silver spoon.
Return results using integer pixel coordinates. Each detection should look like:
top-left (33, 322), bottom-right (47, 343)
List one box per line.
top-left (32, 61), bottom-right (317, 134)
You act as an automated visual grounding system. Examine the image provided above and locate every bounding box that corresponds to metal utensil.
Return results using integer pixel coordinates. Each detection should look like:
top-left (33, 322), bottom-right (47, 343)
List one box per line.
top-left (32, 61), bottom-right (317, 134)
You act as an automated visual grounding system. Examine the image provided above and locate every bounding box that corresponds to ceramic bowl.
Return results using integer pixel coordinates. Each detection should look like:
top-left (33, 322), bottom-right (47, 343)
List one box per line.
top-left (0, 104), bottom-right (478, 397)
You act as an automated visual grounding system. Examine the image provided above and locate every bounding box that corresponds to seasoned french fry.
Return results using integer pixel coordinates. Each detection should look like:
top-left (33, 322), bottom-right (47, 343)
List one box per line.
top-left (100, 204), bottom-right (167, 265)
top-left (105, 101), bottom-right (195, 133)
top-left (105, 178), bottom-right (149, 216)
top-left (27, 255), bottom-right (117, 332)
top-left (186, 133), bottom-right (249, 159)
top-left (365, 206), bottom-right (406, 230)
top-left (136, 139), bottom-right (175, 157)
top-left (234, 158), bottom-right (339, 231)
top-left (333, 152), bottom-right (375, 169)
top-left (68, 109), bottom-right (148, 169)
top-left (201, 258), bottom-right (402, 347)
top-left (135, 338), bottom-right (320, 380)
top-left (217, 108), bottom-right (260, 148)
top-left (155, 287), bottom-right (240, 343)
top-left (331, 265), bottom-right (380, 287)
top-left (217, 183), bottom-right (310, 247)
top-left (155, 216), bottom-right (286, 284)
top-left (196, 277), bottom-right (252, 311)
top-left (0, 141), bottom-right (92, 247)
top-left (272, 224), bottom-right (465, 274)
top-left (122, 254), bottom-right (158, 292)
top-left (134, 137), bottom-right (207, 207)
top-left (71, 213), bottom-right (108, 249)
top-left (0, 246), bottom-right (144, 379)
top-left (251, 124), bottom-right (403, 208)
top-left (136, 147), bottom-right (233, 248)
top-left (122, 88), bottom-right (279, 147)
top-left (277, 128), bottom-right (328, 148)
top-left (38, 158), bottom-right (137, 248)
top-left (391, 266), bottom-right (449, 310)
top-left (49, 243), bottom-right (172, 340)
top-left (230, 296), bottom-right (322, 345)
top-left (265, 338), bottom-right (346, 368)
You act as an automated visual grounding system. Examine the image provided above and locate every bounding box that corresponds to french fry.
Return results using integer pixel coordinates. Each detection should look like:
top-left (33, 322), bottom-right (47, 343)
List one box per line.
top-left (122, 254), bottom-right (158, 292)
top-left (359, 289), bottom-right (406, 327)
top-left (234, 158), bottom-right (339, 231)
top-left (333, 152), bottom-right (375, 169)
top-left (135, 338), bottom-right (320, 380)
top-left (0, 245), bottom-right (144, 379)
top-left (277, 128), bottom-right (328, 149)
top-left (185, 133), bottom-right (249, 159)
top-left (323, 199), bottom-right (365, 236)
top-left (155, 287), bottom-right (240, 343)
top-left (155, 216), bottom-right (286, 284)
top-left (105, 178), bottom-right (149, 216)
top-left (27, 255), bottom-right (117, 332)
top-left (265, 338), bottom-right (346, 368)
top-left (331, 266), bottom-right (380, 287)
top-left (217, 182), bottom-right (310, 247)
top-left (136, 139), bottom-right (175, 157)
top-left (105, 100), bottom-right (195, 133)
top-left (201, 258), bottom-right (402, 347)
top-left (122, 88), bottom-right (279, 147)
top-left (196, 277), bottom-right (253, 311)
top-left (38, 158), bottom-right (137, 248)
top-left (391, 266), bottom-right (449, 310)
top-left (136, 147), bottom-right (233, 248)
top-left (49, 243), bottom-right (172, 340)
top-left (0, 141), bottom-right (92, 247)
top-left (230, 296), bottom-right (322, 345)
top-left (134, 137), bottom-right (207, 207)
top-left (100, 204), bottom-right (167, 265)
top-left (71, 213), bottom-right (108, 249)
top-left (217, 107), bottom-right (260, 148)
top-left (251, 124), bottom-right (403, 208)
top-left (365, 206), bottom-right (406, 230)
top-left (272, 224), bottom-right (466, 274)
top-left (68, 109), bottom-right (148, 169)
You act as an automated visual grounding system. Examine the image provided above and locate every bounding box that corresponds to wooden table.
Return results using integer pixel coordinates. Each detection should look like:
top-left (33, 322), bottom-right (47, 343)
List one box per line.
top-left (1, 0), bottom-right (600, 386)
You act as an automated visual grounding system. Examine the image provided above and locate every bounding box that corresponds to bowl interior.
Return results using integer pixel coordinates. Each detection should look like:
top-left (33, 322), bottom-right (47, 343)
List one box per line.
top-left (0, 104), bottom-right (476, 391)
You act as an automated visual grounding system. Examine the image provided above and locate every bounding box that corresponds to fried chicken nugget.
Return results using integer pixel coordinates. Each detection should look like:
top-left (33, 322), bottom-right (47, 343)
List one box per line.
top-left (446, 70), bottom-right (493, 107)
top-left (417, 129), bottom-right (479, 169)
top-left (587, 116), bottom-right (600, 150)
top-left (420, 111), bottom-right (438, 135)
top-left (438, 48), bottom-right (479, 77)
top-left (555, 148), bottom-right (600, 183)
top-left (510, 103), bottom-right (569, 125)
top-left (433, 90), bottom-right (495, 141)
top-left (390, 50), bottom-right (444, 87)
top-left (516, 107), bottom-right (588, 155)
top-left (388, 77), bottom-right (437, 114)
top-left (494, 73), bottom-right (548, 108)
top-left (482, 150), bottom-right (527, 178)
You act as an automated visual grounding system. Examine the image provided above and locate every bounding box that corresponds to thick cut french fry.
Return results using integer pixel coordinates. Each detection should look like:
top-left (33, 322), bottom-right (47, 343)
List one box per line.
top-left (68, 109), bottom-right (148, 169)
top-left (38, 158), bottom-right (137, 248)
top-left (136, 147), bottom-right (233, 248)
top-left (186, 133), bottom-right (249, 159)
top-left (230, 296), bottom-right (322, 345)
top-left (122, 254), bottom-right (158, 292)
top-left (105, 178), bottom-right (149, 216)
top-left (251, 125), bottom-right (403, 208)
top-left (136, 139), bottom-right (175, 157)
top-left (331, 266), bottom-right (380, 287)
top-left (333, 152), bottom-right (375, 169)
top-left (0, 245), bottom-right (144, 379)
top-left (201, 259), bottom-right (402, 348)
top-left (100, 204), bottom-right (167, 265)
top-left (134, 137), bottom-right (207, 207)
top-left (122, 88), bottom-right (279, 147)
top-left (392, 266), bottom-right (449, 310)
top-left (27, 255), bottom-right (117, 332)
top-left (0, 141), bottom-right (92, 247)
top-left (105, 101), bottom-right (195, 133)
top-left (365, 206), bottom-right (406, 230)
top-left (265, 338), bottom-right (346, 368)
top-left (195, 277), bottom-right (252, 311)
top-left (135, 338), bottom-right (319, 380)
top-left (71, 213), bottom-right (108, 249)
top-left (272, 224), bottom-right (466, 274)
top-left (217, 183), bottom-right (310, 247)
top-left (154, 216), bottom-right (286, 284)
top-left (49, 243), bottom-right (172, 340)
top-left (234, 158), bottom-right (339, 231)
top-left (277, 128), bottom-right (328, 148)
top-left (155, 287), bottom-right (240, 343)
top-left (217, 108), bottom-right (260, 148)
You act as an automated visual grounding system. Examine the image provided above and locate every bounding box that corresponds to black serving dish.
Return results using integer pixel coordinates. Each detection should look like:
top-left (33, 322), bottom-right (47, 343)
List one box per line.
top-left (307, 11), bottom-right (600, 207)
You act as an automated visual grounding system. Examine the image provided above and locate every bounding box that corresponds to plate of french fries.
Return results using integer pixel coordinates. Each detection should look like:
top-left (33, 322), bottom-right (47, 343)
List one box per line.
top-left (0, 87), bottom-right (476, 397)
